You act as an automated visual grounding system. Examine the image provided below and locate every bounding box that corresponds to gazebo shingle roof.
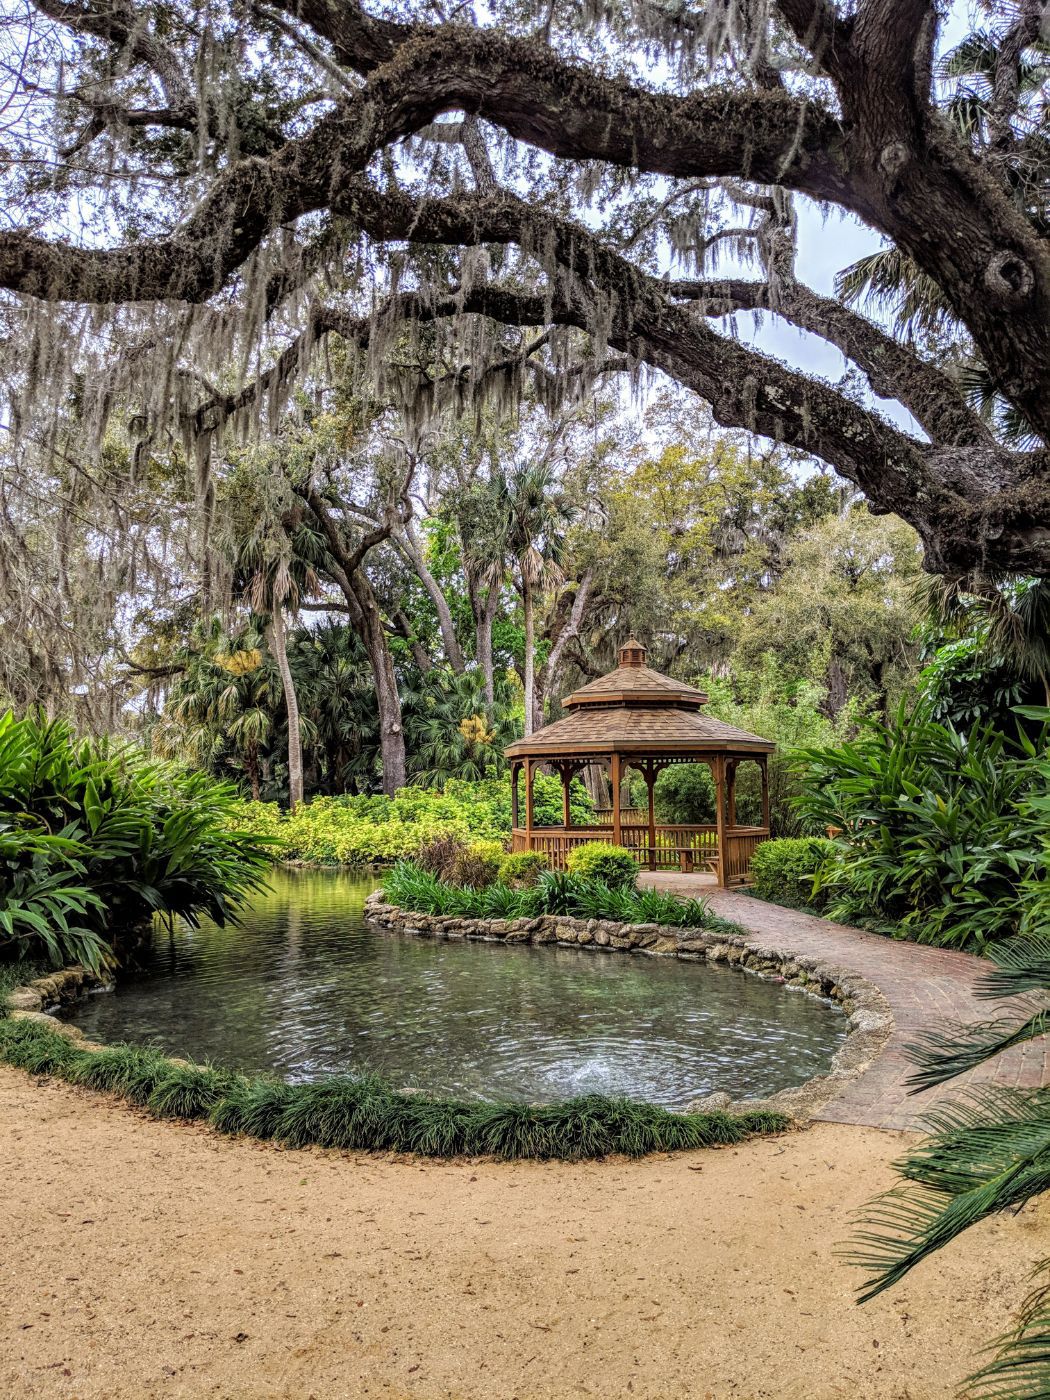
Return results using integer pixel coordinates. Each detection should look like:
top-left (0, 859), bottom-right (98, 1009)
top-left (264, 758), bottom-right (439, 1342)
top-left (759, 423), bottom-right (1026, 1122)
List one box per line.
top-left (504, 704), bottom-right (773, 756)
top-left (505, 639), bottom-right (773, 759)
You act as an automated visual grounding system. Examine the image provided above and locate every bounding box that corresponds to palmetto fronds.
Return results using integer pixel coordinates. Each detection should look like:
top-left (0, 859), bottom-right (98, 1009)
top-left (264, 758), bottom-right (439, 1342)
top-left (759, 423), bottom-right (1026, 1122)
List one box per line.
top-left (853, 935), bottom-right (1050, 1397)
top-left (835, 248), bottom-right (955, 340)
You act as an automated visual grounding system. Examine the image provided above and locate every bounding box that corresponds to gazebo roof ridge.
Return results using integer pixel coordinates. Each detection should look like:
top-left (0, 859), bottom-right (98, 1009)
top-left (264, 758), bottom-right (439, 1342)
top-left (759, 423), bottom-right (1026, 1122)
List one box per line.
top-left (561, 639), bottom-right (710, 711)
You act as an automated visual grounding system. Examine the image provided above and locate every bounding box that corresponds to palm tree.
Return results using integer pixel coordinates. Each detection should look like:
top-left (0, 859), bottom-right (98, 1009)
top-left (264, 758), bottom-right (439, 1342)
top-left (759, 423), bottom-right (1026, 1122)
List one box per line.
top-left (853, 931), bottom-right (1050, 1398)
top-left (925, 575), bottom-right (1050, 708)
top-left (498, 462), bottom-right (572, 735)
top-left (225, 473), bottom-right (327, 812)
top-left (402, 666), bottom-right (518, 782)
top-left (152, 618), bottom-right (279, 799)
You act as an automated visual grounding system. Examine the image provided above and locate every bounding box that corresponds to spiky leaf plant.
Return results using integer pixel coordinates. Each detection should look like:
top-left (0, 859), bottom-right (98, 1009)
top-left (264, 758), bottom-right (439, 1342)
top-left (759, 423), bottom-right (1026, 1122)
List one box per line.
top-left (852, 934), bottom-right (1050, 1398)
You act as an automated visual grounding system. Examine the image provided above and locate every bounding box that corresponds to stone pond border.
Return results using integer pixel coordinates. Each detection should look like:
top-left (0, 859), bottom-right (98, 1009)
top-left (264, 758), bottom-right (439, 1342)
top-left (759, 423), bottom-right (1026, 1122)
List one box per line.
top-left (363, 892), bottom-right (895, 1123)
top-left (1, 896), bottom-right (895, 1129)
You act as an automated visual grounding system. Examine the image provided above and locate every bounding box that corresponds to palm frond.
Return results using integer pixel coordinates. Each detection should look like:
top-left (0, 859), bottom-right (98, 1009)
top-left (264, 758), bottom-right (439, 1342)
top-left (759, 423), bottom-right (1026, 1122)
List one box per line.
top-left (965, 1268), bottom-right (1050, 1399)
top-left (906, 1011), bottom-right (1050, 1090)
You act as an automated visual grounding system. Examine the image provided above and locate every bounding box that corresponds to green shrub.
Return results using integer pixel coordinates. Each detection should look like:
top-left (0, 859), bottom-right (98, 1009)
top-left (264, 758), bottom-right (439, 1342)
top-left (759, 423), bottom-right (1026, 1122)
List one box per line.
top-left (498, 851), bottom-right (549, 887)
top-left (0, 710), bottom-right (272, 970)
top-left (226, 776), bottom-right (595, 867)
top-left (565, 842), bottom-right (639, 890)
top-left (794, 701), bottom-right (1048, 950)
top-left (750, 838), bottom-right (838, 910)
top-left (451, 840), bottom-right (505, 889)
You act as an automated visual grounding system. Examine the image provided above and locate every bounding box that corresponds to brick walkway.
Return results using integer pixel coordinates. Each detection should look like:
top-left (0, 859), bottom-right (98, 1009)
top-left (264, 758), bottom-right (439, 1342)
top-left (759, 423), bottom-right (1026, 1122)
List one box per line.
top-left (641, 873), bottom-right (1048, 1131)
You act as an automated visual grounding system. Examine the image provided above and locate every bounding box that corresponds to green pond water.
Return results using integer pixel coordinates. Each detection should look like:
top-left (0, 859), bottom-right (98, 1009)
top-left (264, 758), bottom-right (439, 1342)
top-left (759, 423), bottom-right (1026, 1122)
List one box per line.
top-left (60, 869), bottom-right (847, 1109)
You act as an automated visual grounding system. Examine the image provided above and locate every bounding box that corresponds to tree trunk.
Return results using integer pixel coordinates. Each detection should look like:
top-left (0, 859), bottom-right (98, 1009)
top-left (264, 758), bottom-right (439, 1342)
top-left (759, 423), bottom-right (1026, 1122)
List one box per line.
top-left (298, 486), bottom-right (408, 797)
top-left (247, 744), bottom-right (261, 802)
top-left (358, 589), bottom-right (407, 793)
top-left (269, 607), bottom-right (304, 811)
top-left (474, 586), bottom-right (500, 711)
top-left (397, 526), bottom-right (466, 672)
top-left (522, 577), bottom-right (536, 736)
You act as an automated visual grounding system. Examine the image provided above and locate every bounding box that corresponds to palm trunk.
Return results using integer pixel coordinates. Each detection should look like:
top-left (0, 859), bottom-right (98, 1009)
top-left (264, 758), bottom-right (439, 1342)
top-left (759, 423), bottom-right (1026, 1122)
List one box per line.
top-left (269, 607), bottom-right (303, 811)
top-left (247, 744), bottom-right (261, 802)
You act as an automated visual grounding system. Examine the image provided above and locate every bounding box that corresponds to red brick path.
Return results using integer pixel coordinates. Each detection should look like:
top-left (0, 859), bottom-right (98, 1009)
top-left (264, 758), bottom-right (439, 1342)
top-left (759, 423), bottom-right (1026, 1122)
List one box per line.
top-left (641, 873), bottom-right (1048, 1131)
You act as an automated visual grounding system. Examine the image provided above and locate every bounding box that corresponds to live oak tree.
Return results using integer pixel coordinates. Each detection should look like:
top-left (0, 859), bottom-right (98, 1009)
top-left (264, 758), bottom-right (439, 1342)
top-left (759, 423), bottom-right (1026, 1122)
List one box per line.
top-left (2, 1), bottom-right (1050, 583)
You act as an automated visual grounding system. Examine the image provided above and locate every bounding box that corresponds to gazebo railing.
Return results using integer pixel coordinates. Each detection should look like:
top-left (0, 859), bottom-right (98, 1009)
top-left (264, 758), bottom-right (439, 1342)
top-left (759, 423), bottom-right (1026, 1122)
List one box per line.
top-left (510, 822), bottom-right (766, 883)
top-left (511, 822), bottom-right (720, 872)
top-left (592, 806), bottom-right (648, 825)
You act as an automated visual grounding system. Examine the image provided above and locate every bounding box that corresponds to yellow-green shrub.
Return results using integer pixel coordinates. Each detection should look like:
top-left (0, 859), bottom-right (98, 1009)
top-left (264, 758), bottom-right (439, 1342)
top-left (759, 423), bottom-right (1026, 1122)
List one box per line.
top-left (565, 842), bottom-right (639, 889)
top-left (498, 851), bottom-right (549, 887)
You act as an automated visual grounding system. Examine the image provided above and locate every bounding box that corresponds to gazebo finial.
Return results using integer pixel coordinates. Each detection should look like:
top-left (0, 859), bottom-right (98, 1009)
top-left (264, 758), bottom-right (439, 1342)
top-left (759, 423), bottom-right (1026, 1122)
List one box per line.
top-left (618, 638), bottom-right (647, 668)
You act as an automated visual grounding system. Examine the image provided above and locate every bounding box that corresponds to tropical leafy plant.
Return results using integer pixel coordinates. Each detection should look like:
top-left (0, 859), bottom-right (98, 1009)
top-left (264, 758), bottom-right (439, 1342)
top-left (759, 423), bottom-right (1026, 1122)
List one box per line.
top-left (853, 933), bottom-right (1050, 1398)
top-left (793, 703), bottom-right (1047, 951)
top-left (0, 710), bottom-right (272, 969)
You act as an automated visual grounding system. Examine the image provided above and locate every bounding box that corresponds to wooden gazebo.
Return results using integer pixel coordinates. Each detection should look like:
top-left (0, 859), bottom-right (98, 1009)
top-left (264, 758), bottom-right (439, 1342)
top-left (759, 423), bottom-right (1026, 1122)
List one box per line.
top-left (505, 640), bottom-right (774, 887)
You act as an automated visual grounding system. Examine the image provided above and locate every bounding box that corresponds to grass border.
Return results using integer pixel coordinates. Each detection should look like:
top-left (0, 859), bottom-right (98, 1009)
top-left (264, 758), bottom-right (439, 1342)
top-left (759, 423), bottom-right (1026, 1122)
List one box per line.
top-left (0, 1016), bottom-right (790, 1160)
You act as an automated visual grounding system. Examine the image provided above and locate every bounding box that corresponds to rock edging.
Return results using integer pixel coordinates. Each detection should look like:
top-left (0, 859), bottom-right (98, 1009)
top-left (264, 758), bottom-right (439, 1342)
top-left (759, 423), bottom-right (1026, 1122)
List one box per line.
top-left (364, 892), bottom-right (894, 1124)
top-left (6, 964), bottom-right (106, 1014)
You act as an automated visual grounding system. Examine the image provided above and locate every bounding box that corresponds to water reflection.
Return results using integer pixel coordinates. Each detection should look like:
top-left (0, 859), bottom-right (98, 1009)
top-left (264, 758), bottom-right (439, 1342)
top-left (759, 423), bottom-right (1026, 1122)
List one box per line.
top-left (61, 868), bottom-right (846, 1109)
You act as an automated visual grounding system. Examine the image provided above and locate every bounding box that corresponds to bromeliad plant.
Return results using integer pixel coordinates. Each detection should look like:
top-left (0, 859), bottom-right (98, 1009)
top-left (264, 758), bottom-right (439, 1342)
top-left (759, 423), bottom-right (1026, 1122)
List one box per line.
top-left (852, 934), bottom-right (1050, 1398)
top-left (0, 710), bottom-right (272, 970)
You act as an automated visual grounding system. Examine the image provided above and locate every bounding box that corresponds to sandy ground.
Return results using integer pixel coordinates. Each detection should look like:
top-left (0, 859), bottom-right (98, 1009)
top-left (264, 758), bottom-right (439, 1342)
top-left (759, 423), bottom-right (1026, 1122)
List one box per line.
top-left (1, 1068), bottom-right (1046, 1400)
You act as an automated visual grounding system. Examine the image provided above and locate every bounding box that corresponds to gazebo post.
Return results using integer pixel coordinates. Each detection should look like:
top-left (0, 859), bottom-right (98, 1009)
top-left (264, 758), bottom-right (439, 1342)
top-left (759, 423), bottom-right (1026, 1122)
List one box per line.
top-left (610, 752), bottom-right (622, 847)
top-left (560, 764), bottom-right (572, 830)
top-left (511, 761), bottom-right (520, 830)
top-left (760, 755), bottom-right (770, 831)
top-left (524, 759), bottom-right (535, 848)
top-left (644, 761), bottom-right (657, 871)
top-left (713, 754), bottom-right (727, 888)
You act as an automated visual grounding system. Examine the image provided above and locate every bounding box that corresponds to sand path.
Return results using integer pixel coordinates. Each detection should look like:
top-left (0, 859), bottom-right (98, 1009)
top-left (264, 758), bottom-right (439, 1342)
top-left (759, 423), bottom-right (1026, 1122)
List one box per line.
top-left (2, 1068), bottom-right (1046, 1400)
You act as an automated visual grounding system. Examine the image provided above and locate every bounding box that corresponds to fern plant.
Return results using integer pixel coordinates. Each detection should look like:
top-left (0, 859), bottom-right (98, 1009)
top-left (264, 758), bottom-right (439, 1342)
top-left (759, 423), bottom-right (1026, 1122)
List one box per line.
top-left (853, 934), bottom-right (1050, 1397)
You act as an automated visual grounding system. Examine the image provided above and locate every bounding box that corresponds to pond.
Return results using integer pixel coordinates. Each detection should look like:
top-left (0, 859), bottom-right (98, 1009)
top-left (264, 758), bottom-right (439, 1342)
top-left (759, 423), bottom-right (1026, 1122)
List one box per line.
top-left (60, 869), bottom-right (847, 1109)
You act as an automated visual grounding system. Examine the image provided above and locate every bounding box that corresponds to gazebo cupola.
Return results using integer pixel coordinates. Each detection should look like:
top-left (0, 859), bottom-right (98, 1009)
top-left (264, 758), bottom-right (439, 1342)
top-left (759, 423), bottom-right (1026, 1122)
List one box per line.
top-left (504, 639), bottom-right (775, 887)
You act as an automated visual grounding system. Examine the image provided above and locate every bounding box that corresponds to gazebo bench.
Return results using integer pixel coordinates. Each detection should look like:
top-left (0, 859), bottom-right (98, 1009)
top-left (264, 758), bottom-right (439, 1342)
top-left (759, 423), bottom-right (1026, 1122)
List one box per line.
top-left (676, 847), bottom-right (719, 874)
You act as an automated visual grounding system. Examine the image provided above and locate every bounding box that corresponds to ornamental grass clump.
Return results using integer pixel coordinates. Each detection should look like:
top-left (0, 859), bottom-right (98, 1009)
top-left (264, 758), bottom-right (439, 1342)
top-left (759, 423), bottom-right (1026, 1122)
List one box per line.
top-left (0, 1019), bottom-right (790, 1160)
top-left (146, 1062), bottom-right (238, 1121)
top-left (209, 1076), bottom-right (298, 1138)
top-left (381, 861), bottom-right (737, 934)
top-left (67, 1042), bottom-right (172, 1104)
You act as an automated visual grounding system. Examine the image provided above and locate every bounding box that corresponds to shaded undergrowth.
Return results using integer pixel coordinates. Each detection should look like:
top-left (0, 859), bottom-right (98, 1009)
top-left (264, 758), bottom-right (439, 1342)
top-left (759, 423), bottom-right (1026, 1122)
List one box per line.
top-left (0, 1017), bottom-right (789, 1160)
